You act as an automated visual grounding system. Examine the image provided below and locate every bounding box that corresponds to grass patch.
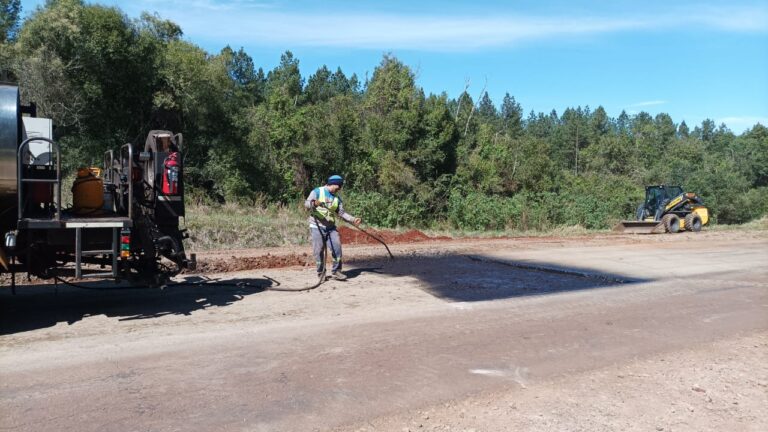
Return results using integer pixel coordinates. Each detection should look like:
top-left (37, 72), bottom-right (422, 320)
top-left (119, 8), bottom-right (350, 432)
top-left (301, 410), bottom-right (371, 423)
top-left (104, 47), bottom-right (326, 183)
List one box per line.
top-left (422, 224), bottom-right (599, 240)
top-left (708, 215), bottom-right (768, 232)
top-left (183, 203), bottom-right (308, 250)
top-left (181, 203), bottom-right (767, 251)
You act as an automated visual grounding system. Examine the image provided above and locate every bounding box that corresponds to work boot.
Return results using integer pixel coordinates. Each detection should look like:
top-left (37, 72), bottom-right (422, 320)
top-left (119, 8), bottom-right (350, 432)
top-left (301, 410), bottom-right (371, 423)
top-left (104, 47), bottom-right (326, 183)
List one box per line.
top-left (331, 271), bottom-right (347, 281)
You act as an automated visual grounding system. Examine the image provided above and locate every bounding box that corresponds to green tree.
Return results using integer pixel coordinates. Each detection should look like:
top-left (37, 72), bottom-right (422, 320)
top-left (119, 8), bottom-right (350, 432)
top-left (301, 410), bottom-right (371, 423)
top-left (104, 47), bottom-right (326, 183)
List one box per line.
top-left (266, 50), bottom-right (303, 108)
top-left (557, 107), bottom-right (589, 175)
top-left (17, 0), bottom-right (161, 142)
top-left (477, 92), bottom-right (497, 123)
top-left (694, 119), bottom-right (716, 144)
top-left (7, 0), bottom-right (766, 226)
top-left (304, 65), bottom-right (333, 104)
top-left (582, 134), bottom-right (635, 177)
top-left (137, 11), bottom-right (181, 42)
top-left (736, 124), bottom-right (768, 187)
top-left (411, 93), bottom-right (458, 182)
top-left (629, 111), bottom-right (656, 178)
top-left (304, 65), bottom-right (355, 104)
top-left (525, 109), bottom-right (555, 140)
top-left (360, 55), bottom-right (423, 192)
top-left (501, 93), bottom-right (523, 138)
top-left (217, 45), bottom-right (265, 111)
top-left (0, 0), bottom-right (20, 43)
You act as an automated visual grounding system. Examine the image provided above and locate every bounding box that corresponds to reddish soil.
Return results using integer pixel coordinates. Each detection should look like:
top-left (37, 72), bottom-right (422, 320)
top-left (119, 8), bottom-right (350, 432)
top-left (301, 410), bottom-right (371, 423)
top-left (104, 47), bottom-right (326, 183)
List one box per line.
top-left (194, 227), bottom-right (450, 273)
top-left (338, 226), bottom-right (450, 245)
top-left (194, 252), bottom-right (312, 273)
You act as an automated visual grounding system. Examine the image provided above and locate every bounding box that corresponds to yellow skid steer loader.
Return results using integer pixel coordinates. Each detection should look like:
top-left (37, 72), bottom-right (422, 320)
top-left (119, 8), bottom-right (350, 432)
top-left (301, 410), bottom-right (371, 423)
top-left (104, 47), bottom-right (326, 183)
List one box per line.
top-left (616, 185), bottom-right (709, 234)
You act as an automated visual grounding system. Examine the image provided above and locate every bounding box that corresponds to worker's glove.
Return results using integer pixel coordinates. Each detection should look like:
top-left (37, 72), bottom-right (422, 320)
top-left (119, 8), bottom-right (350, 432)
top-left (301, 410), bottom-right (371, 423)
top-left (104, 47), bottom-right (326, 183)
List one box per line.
top-left (354, 218), bottom-right (362, 226)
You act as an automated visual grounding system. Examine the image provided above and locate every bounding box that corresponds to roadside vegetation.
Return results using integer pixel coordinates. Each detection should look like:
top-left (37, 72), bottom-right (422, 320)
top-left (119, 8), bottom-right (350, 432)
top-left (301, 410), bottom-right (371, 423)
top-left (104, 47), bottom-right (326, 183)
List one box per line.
top-left (184, 203), bottom-right (308, 250)
top-left (183, 203), bottom-right (767, 250)
top-left (708, 215), bottom-right (768, 232)
top-left (2, 0), bottom-right (767, 236)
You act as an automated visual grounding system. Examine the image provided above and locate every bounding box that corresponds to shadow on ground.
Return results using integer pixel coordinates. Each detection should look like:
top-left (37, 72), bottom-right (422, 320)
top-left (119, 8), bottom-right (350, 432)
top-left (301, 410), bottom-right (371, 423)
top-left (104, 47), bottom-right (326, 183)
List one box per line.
top-left (349, 252), bottom-right (652, 303)
top-left (0, 275), bottom-right (273, 335)
top-left (1, 251), bottom-right (651, 335)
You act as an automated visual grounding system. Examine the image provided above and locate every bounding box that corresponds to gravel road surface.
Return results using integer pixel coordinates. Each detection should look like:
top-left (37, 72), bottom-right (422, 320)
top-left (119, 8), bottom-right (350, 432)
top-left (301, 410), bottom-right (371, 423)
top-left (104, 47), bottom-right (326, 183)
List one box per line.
top-left (1, 231), bottom-right (766, 431)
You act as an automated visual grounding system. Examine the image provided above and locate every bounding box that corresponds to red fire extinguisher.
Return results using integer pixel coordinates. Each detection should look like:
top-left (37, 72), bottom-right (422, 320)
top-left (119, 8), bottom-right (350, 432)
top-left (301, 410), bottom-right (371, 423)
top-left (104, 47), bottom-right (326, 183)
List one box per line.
top-left (162, 152), bottom-right (180, 194)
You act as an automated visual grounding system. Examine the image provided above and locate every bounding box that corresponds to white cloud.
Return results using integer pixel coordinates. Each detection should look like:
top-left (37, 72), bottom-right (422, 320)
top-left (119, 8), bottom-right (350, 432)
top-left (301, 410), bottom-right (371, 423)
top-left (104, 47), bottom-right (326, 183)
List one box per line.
top-left (627, 100), bottom-right (668, 108)
top-left (686, 6), bottom-right (768, 32)
top-left (138, 0), bottom-right (275, 12)
top-left (120, 2), bottom-right (768, 51)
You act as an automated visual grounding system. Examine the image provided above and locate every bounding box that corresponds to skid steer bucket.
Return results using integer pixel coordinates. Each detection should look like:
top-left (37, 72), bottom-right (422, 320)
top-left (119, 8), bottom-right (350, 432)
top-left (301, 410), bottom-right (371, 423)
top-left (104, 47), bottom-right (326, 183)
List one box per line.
top-left (614, 220), bottom-right (664, 234)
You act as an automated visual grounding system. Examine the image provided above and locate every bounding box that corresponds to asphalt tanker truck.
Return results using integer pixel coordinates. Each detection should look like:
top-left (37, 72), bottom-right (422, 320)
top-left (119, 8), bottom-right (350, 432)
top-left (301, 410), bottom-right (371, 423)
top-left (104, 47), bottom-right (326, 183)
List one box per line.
top-left (0, 83), bottom-right (195, 289)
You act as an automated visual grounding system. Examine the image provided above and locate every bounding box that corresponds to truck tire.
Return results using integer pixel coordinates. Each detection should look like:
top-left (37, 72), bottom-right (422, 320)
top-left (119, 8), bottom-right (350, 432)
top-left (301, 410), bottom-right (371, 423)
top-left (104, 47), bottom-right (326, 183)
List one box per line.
top-left (685, 213), bottom-right (702, 232)
top-left (662, 214), bottom-right (680, 233)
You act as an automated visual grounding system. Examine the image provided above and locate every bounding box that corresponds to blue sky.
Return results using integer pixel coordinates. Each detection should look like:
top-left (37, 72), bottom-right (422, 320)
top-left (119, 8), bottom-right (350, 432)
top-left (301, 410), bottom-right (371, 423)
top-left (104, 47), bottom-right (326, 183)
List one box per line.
top-left (20, 0), bottom-right (768, 133)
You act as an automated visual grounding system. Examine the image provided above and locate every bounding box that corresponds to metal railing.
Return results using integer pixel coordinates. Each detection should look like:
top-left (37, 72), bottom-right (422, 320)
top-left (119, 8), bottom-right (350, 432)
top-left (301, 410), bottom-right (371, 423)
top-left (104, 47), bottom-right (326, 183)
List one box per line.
top-left (17, 137), bottom-right (61, 221)
top-left (103, 149), bottom-right (115, 184)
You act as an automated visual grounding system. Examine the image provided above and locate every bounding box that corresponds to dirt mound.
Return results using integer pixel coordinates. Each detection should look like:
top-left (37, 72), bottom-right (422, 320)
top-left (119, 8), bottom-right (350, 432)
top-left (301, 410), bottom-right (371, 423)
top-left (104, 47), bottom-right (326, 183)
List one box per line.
top-left (193, 228), bottom-right (449, 273)
top-left (338, 226), bottom-right (449, 245)
top-left (195, 253), bottom-right (311, 273)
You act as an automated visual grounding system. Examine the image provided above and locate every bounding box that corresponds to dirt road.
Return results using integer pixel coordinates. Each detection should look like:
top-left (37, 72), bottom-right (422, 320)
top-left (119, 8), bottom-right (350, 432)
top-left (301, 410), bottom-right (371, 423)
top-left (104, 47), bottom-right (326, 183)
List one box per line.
top-left (1, 231), bottom-right (767, 431)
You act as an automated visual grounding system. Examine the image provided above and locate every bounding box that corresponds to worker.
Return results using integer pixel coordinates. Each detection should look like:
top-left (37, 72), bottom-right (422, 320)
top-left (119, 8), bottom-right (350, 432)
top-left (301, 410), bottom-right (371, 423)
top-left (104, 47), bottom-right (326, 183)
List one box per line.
top-left (304, 175), bottom-right (362, 281)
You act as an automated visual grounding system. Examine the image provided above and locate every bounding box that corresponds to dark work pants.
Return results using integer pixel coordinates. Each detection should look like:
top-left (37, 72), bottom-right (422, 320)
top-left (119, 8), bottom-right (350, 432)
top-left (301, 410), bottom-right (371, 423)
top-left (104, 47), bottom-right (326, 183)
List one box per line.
top-left (311, 225), bottom-right (342, 274)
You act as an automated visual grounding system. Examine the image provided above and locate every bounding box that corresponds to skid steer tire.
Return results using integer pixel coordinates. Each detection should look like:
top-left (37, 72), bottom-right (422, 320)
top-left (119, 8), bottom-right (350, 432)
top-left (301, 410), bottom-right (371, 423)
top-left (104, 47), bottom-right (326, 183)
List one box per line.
top-left (662, 214), bottom-right (680, 233)
top-left (685, 213), bottom-right (702, 232)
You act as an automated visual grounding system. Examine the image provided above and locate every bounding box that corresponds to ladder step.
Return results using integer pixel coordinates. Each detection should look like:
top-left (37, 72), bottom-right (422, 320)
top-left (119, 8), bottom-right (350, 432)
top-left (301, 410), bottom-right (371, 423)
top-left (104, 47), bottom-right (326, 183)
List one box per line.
top-left (81, 250), bottom-right (114, 256)
top-left (80, 272), bottom-right (117, 279)
top-left (21, 178), bottom-right (59, 183)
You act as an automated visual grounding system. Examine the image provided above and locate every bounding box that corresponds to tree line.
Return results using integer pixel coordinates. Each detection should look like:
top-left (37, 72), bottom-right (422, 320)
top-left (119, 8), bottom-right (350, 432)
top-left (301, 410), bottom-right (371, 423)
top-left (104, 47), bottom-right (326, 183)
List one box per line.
top-left (2, 0), bottom-right (767, 229)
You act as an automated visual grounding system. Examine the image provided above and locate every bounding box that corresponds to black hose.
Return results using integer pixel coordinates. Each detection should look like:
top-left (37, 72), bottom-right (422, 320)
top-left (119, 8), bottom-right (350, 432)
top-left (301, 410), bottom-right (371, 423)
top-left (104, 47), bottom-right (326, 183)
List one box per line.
top-left (53, 274), bottom-right (284, 291)
top-left (282, 215), bottom-right (331, 292)
top-left (50, 223), bottom-right (390, 293)
top-left (264, 274), bottom-right (326, 292)
top-left (53, 275), bottom-right (155, 290)
top-left (346, 222), bottom-right (395, 259)
top-left (314, 200), bottom-right (394, 259)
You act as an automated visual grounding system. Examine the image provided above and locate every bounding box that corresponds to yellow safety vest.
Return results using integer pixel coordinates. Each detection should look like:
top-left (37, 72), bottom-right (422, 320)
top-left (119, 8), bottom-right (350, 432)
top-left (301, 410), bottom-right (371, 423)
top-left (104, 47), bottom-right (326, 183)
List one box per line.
top-left (312, 187), bottom-right (340, 224)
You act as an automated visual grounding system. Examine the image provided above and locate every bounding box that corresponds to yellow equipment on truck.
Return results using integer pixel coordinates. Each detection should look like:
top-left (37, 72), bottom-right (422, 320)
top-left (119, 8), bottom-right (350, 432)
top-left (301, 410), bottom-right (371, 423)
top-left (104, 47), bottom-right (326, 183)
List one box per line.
top-left (615, 185), bottom-right (709, 234)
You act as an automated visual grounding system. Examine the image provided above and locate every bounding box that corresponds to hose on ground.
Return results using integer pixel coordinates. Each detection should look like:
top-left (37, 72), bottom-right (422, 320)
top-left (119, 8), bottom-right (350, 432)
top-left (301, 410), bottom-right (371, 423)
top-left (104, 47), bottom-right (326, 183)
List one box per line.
top-left (51, 275), bottom-right (286, 291)
top-left (49, 219), bottom-right (393, 292)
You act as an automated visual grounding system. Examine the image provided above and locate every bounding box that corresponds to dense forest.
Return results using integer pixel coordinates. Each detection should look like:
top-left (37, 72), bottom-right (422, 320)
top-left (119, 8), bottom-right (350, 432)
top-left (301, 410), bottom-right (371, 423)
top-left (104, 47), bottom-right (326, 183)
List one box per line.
top-left (2, 0), bottom-right (767, 229)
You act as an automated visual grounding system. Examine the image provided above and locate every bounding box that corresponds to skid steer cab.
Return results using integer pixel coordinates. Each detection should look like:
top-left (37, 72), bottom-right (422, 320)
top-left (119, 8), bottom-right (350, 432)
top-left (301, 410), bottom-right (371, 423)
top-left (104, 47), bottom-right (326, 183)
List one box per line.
top-left (615, 185), bottom-right (709, 234)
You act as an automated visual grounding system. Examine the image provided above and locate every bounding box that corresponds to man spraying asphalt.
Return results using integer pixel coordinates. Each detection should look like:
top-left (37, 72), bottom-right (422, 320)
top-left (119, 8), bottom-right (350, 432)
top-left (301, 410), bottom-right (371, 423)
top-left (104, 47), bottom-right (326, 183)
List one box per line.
top-left (305, 175), bottom-right (361, 281)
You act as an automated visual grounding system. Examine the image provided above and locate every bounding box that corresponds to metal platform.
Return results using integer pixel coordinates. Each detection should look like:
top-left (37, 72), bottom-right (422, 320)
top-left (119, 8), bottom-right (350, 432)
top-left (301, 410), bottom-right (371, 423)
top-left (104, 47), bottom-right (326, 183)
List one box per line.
top-left (18, 214), bottom-right (132, 229)
top-left (18, 214), bottom-right (131, 279)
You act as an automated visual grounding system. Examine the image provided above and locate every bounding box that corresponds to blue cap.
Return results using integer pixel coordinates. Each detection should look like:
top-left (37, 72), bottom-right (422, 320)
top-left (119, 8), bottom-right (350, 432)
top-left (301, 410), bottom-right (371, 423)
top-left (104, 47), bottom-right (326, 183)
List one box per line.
top-left (327, 175), bottom-right (344, 186)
